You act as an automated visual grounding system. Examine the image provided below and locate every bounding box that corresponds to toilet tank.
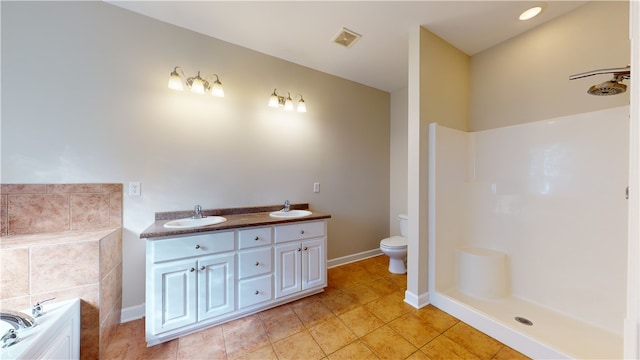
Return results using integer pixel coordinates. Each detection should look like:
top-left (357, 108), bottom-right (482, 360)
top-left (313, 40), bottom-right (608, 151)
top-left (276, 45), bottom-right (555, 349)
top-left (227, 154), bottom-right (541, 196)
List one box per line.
top-left (398, 214), bottom-right (408, 237)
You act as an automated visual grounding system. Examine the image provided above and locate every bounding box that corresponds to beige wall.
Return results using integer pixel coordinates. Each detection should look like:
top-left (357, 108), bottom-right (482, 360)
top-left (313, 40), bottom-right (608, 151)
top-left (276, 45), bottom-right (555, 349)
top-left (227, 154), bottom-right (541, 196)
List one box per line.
top-left (420, 29), bottom-right (470, 132)
top-left (389, 87), bottom-right (408, 235)
top-left (1, 2), bottom-right (390, 309)
top-left (405, 27), bottom-right (470, 306)
top-left (470, 1), bottom-right (630, 130)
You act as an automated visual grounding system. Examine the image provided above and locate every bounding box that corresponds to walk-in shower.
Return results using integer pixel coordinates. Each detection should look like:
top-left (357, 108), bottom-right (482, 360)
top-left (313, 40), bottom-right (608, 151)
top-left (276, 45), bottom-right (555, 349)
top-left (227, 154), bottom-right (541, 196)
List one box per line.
top-left (428, 106), bottom-right (629, 359)
top-left (569, 65), bottom-right (631, 95)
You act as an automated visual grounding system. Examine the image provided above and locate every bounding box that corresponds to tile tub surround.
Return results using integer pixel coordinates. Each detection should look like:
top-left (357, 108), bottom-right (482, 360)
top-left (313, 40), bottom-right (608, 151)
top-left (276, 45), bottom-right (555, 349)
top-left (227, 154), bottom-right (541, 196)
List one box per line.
top-left (0, 183), bottom-right (123, 359)
top-left (1, 229), bottom-right (122, 359)
top-left (1, 183), bottom-right (122, 236)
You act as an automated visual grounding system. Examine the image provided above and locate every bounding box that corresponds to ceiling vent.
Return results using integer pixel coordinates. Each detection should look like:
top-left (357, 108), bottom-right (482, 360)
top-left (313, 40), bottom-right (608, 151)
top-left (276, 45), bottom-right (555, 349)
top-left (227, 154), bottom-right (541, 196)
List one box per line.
top-left (332, 27), bottom-right (361, 48)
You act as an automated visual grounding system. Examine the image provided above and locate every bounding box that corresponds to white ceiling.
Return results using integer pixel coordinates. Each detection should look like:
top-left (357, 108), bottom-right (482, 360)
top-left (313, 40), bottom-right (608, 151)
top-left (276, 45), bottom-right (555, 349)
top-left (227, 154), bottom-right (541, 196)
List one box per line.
top-left (109, 1), bottom-right (588, 93)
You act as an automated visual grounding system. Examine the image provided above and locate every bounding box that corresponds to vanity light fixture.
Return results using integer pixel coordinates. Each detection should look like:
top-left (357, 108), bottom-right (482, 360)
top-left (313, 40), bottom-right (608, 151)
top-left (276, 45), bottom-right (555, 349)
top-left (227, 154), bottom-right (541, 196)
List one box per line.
top-left (268, 89), bottom-right (307, 113)
top-left (168, 66), bottom-right (224, 97)
top-left (519, 5), bottom-right (543, 21)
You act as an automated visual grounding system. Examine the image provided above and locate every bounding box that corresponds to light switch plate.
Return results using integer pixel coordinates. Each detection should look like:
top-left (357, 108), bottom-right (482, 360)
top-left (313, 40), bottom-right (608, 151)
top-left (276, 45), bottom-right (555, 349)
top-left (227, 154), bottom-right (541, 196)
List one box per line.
top-left (129, 182), bottom-right (141, 197)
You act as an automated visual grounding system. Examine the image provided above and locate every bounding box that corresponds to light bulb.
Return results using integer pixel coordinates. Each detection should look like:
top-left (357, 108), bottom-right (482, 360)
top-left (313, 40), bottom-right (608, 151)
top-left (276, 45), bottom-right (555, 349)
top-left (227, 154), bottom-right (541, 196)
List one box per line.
top-left (191, 78), bottom-right (205, 94)
top-left (297, 99), bottom-right (307, 113)
top-left (190, 72), bottom-right (206, 94)
top-left (284, 93), bottom-right (294, 111)
top-left (168, 71), bottom-right (183, 91)
top-left (211, 79), bottom-right (224, 97)
top-left (269, 90), bottom-right (280, 107)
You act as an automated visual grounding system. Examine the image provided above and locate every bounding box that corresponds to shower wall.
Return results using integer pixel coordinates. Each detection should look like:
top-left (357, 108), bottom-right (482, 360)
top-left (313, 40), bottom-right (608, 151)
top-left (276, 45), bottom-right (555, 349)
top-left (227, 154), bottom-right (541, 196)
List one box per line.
top-left (433, 106), bottom-right (629, 335)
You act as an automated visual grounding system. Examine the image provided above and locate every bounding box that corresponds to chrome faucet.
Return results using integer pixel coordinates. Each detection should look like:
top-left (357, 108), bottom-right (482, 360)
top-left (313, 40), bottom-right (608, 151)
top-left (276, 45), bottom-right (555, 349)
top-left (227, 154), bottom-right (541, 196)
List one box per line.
top-left (192, 205), bottom-right (204, 219)
top-left (0, 310), bottom-right (35, 330)
top-left (1, 328), bottom-right (17, 348)
top-left (282, 200), bottom-right (291, 212)
top-left (32, 297), bottom-right (56, 318)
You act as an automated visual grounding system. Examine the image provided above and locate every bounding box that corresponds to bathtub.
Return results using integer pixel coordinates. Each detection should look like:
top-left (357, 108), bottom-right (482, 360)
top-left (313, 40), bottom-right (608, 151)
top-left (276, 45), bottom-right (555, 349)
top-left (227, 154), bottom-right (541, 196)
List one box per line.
top-left (1, 298), bottom-right (80, 359)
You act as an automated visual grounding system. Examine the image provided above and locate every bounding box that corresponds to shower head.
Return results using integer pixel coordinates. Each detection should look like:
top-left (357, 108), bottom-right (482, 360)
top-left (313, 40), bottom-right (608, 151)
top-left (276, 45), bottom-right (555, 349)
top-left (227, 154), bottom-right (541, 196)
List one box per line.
top-left (569, 65), bottom-right (630, 96)
top-left (587, 78), bottom-right (627, 96)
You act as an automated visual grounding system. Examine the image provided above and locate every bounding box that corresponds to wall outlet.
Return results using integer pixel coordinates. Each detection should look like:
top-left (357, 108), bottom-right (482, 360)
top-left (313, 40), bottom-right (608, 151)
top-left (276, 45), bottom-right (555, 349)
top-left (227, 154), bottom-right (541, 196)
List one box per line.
top-left (313, 182), bottom-right (320, 193)
top-left (129, 182), bottom-right (141, 197)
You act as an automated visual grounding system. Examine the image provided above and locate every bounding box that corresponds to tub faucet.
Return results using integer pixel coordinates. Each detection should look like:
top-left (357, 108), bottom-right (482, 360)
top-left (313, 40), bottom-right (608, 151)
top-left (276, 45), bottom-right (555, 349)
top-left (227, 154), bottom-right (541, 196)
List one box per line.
top-left (32, 297), bottom-right (56, 318)
top-left (192, 205), bottom-right (204, 219)
top-left (1, 329), bottom-right (17, 348)
top-left (0, 310), bottom-right (35, 330)
top-left (282, 200), bottom-right (291, 212)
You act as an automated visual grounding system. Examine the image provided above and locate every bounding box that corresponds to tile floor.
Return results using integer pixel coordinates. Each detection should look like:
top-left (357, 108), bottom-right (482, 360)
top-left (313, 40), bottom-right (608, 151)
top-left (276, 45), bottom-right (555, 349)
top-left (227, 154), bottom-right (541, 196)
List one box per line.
top-left (104, 255), bottom-right (530, 359)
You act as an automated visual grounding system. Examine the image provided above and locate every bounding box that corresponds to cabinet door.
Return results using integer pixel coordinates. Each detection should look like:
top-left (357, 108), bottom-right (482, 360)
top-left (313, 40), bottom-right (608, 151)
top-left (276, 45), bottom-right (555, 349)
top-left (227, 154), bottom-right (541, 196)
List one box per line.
top-left (198, 253), bottom-right (236, 321)
top-left (274, 242), bottom-right (302, 298)
top-left (151, 259), bottom-right (197, 334)
top-left (302, 238), bottom-right (326, 290)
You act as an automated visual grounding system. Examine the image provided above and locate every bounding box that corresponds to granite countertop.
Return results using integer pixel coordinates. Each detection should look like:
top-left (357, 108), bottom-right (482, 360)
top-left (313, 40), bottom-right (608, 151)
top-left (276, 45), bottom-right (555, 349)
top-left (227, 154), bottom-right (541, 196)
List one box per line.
top-left (140, 203), bottom-right (331, 239)
top-left (0, 228), bottom-right (120, 250)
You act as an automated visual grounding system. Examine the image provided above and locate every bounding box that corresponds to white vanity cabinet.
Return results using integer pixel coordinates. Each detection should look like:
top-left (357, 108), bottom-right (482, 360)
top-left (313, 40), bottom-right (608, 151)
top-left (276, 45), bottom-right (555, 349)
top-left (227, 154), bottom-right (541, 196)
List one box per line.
top-left (150, 258), bottom-right (197, 333)
top-left (145, 219), bottom-right (327, 346)
top-left (198, 253), bottom-right (236, 320)
top-left (237, 227), bottom-right (273, 309)
top-left (274, 221), bottom-right (327, 298)
top-left (147, 231), bottom-right (235, 335)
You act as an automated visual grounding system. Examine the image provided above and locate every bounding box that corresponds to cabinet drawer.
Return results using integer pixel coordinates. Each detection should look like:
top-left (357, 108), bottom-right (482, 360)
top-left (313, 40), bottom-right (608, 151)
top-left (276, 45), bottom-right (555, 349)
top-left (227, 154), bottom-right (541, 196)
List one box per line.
top-left (238, 227), bottom-right (272, 249)
top-left (152, 231), bottom-right (235, 262)
top-left (238, 248), bottom-right (272, 279)
top-left (274, 221), bottom-right (325, 243)
top-left (238, 275), bottom-right (273, 308)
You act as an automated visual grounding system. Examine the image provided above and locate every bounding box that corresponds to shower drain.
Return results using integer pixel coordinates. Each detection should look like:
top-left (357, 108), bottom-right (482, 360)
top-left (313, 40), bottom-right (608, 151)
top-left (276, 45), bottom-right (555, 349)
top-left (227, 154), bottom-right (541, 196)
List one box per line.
top-left (515, 316), bottom-right (533, 326)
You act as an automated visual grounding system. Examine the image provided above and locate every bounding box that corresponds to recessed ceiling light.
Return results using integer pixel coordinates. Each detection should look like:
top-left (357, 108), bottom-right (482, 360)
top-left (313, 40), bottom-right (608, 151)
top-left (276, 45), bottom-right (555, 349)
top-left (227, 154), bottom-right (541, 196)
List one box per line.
top-left (519, 6), bottom-right (543, 21)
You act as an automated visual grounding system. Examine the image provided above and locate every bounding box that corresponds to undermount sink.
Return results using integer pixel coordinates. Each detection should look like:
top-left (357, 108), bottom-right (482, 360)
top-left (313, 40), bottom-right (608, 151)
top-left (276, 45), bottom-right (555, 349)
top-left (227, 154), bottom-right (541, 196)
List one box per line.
top-left (269, 210), bottom-right (312, 218)
top-left (163, 216), bottom-right (227, 229)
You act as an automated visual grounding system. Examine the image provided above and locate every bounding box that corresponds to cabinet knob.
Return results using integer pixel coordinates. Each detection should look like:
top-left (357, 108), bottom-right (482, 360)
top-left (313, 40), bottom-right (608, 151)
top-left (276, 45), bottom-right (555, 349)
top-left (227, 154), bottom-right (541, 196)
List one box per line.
top-left (254, 290), bottom-right (259, 295)
top-left (297, 248), bottom-right (302, 252)
top-left (304, 247), bottom-right (308, 251)
top-left (255, 262), bottom-right (260, 266)
top-left (195, 244), bottom-right (201, 249)
top-left (190, 268), bottom-right (195, 272)
top-left (254, 236), bottom-right (259, 241)
top-left (200, 266), bottom-right (205, 271)
top-left (300, 230), bottom-right (305, 234)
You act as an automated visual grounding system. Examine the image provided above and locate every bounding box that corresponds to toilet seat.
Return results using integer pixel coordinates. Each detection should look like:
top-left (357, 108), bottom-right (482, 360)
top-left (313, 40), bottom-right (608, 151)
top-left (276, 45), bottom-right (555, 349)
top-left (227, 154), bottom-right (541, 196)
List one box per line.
top-left (380, 236), bottom-right (407, 249)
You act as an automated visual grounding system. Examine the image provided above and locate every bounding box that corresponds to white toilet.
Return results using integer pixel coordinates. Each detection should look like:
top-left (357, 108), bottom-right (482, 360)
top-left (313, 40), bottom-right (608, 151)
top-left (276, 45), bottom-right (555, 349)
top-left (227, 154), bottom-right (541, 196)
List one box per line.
top-left (380, 214), bottom-right (408, 274)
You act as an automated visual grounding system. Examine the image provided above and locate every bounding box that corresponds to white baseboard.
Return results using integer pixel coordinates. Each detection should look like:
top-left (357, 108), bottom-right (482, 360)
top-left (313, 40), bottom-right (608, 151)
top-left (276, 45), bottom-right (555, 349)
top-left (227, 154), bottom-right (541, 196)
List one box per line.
top-left (327, 248), bottom-right (383, 268)
top-left (404, 290), bottom-right (430, 309)
top-left (121, 303), bottom-right (145, 323)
